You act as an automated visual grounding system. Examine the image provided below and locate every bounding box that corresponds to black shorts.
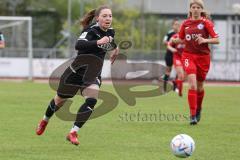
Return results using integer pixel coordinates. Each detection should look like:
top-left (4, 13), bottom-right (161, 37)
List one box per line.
top-left (57, 67), bottom-right (102, 99)
top-left (165, 51), bottom-right (173, 67)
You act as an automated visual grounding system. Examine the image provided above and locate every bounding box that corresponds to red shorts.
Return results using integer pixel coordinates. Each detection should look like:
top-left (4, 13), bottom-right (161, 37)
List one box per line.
top-left (181, 52), bottom-right (210, 82)
top-left (173, 53), bottom-right (183, 67)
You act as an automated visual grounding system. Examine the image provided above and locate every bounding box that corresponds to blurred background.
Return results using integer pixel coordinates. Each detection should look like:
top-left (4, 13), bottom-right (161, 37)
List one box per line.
top-left (0, 0), bottom-right (239, 81)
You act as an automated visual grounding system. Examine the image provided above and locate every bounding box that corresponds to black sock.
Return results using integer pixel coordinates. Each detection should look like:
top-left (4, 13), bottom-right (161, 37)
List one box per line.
top-left (173, 75), bottom-right (178, 91)
top-left (74, 98), bottom-right (97, 128)
top-left (163, 74), bottom-right (169, 91)
top-left (45, 99), bottom-right (60, 118)
top-left (163, 74), bottom-right (169, 81)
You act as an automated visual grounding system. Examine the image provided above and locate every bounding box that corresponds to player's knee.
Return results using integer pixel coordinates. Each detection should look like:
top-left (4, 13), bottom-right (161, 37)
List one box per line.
top-left (85, 98), bottom-right (97, 109)
top-left (189, 85), bottom-right (197, 90)
top-left (197, 81), bottom-right (204, 91)
top-left (54, 95), bottom-right (67, 107)
top-left (197, 85), bottom-right (204, 92)
top-left (188, 76), bottom-right (197, 89)
top-left (178, 74), bottom-right (184, 80)
top-left (197, 88), bottom-right (204, 92)
top-left (166, 67), bottom-right (172, 73)
top-left (189, 81), bottom-right (197, 90)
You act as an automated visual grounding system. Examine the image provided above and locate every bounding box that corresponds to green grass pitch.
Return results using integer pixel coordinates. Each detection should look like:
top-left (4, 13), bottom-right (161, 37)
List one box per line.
top-left (0, 81), bottom-right (239, 160)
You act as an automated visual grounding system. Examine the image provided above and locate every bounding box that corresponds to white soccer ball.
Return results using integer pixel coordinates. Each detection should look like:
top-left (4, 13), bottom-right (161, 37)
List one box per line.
top-left (170, 134), bottom-right (195, 158)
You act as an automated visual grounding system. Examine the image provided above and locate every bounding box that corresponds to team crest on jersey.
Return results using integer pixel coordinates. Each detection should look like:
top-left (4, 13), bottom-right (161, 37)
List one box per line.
top-left (98, 41), bottom-right (117, 51)
top-left (197, 23), bottom-right (204, 30)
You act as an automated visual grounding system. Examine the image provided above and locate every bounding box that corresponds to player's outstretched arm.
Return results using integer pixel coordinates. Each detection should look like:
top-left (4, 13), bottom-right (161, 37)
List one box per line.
top-left (109, 47), bottom-right (119, 64)
top-left (195, 36), bottom-right (219, 45)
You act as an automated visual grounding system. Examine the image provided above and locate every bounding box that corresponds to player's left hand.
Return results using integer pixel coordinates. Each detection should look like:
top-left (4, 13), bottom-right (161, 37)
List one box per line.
top-left (196, 36), bottom-right (207, 44)
top-left (171, 38), bottom-right (181, 44)
top-left (110, 47), bottom-right (119, 64)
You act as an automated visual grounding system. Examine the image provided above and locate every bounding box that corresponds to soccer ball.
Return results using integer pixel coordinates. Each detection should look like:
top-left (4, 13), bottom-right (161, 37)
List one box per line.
top-left (170, 134), bottom-right (195, 158)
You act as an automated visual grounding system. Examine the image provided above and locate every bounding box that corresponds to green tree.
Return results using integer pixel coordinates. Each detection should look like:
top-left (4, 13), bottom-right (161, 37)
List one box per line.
top-left (0, 0), bottom-right (170, 59)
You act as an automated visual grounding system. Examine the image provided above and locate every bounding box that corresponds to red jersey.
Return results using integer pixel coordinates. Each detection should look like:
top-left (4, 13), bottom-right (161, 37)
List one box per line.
top-left (179, 17), bottom-right (218, 55)
top-left (168, 33), bottom-right (185, 55)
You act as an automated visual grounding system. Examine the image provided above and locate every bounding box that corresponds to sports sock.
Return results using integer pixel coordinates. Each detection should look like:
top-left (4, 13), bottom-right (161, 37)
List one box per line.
top-left (176, 80), bottom-right (183, 95)
top-left (43, 115), bottom-right (50, 122)
top-left (163, 74), bottom-right (169, 81)
top-left (44, 99), bottom-right (60, 119)
top-left (163, 74), bottom-right (169, 91)
top-left (188, 89), bottom-right (197, 116)
top-left (70, 125), bottom-right (80, 133)
top-left (197, 90), bottom-right (205, 111)
top-left (73, 98), bottom-right (97, 129)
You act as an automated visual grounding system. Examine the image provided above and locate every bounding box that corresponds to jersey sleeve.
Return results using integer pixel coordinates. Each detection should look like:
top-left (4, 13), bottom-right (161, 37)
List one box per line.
top-left (205, 20), bottom-right (219, 38)
top-left (168, 34), bottom-right (177, 47)
top-left (163, 35), bottom-right (168, 43)
top-left (163, 32), bottom-right (172, 43)
top-left (75, 29), bottom-right (98, 50)
top-left (178, 21), bottom-right (185, 40)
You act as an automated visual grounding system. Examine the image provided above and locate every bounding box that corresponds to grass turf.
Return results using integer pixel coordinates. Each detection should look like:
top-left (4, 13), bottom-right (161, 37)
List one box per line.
top-left (0, 81), bottom-right (239, 160)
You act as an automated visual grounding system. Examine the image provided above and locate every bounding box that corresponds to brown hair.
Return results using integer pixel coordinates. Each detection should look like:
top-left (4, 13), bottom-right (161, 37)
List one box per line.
top-left (172, 18), bottom-right (179, 25)
top-left (188, 0), bottom-right (210, 19)
top-left (80, 5), bottom-right (111, 29)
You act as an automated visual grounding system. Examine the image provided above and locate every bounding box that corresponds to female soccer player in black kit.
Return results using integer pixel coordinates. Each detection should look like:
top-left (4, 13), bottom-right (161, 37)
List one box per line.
top-left (0, 32), bottom-right (5, 49)
top-left (162, 19), bottom-right (180, 92)
top-left (36, 5), bottom-right (119, 146)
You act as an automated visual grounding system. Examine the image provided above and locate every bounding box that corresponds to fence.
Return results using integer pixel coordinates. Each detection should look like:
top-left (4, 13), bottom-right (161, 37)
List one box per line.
top-left (0, 48), bottom-right (240, 81)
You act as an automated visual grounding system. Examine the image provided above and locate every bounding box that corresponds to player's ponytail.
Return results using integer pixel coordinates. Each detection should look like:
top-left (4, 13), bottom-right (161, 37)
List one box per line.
top-left (80, 9), bottom-right (96, 29)
top-left (80, 5), bottom-right (111, 29)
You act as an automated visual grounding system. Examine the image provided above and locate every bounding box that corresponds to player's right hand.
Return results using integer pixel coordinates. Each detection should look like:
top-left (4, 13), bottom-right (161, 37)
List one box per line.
top-left (97, 36), bottom-right (113, 45)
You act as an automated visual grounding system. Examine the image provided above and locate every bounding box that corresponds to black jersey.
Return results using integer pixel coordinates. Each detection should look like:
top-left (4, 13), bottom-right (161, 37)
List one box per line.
top-left (56, 23), bottom-right (117, 98)
top-left (163, 30), bottom-right (176, 67)
top-left (163, 29), bottom-right (176, 43)
top-left (75, 23), bottom-right (117, 60)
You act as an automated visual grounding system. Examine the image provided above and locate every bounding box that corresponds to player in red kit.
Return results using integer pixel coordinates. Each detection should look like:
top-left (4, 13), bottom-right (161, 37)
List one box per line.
top-left (172, 0), bottom-right (220, 125)
top-left (168, 33), bottom-right (185, 97)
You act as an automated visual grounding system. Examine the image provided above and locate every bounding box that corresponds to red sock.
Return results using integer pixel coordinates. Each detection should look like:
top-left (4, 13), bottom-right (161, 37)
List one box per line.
top-left (176, 80), bottom-right (183, 96)
top-left (197, 90), bottom-right (205, 111)
top-left (188, 89), bottom-right (197, 116)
